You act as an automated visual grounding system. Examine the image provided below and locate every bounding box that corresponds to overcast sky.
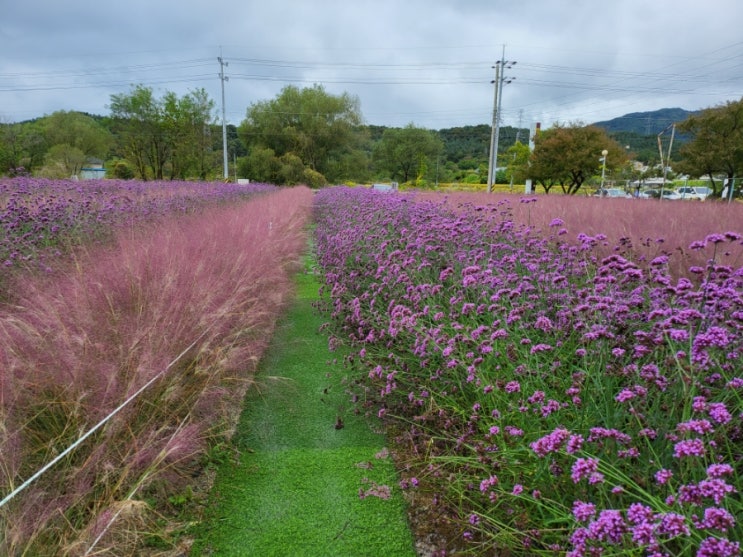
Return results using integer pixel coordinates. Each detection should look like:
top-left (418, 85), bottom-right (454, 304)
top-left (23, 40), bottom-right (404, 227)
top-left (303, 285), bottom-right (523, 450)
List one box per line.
top-left (2, 0), bottom-right (742, 131)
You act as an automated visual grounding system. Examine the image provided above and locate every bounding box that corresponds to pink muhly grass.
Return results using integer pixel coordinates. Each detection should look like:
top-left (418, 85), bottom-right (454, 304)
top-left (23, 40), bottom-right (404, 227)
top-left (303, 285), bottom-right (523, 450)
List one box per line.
top-left (0, 186), bottom-right (313, 554)
top-left (423, 191), bottom-right (743, 277)
top-left (0, 177), bottom-right (277, 278)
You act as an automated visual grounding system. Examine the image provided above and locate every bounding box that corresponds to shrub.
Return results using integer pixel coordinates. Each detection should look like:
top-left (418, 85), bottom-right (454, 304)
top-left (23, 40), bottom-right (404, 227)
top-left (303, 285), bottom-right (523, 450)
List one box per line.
top-left (303, 167), bottom-right (327, 189)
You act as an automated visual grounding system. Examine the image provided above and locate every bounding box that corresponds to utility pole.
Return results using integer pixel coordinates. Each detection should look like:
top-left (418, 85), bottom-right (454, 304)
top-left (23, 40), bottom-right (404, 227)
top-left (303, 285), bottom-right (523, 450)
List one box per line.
top-left (657, 123), bottom-right (675, 200)
top-left (218, 50), bottom-right (229, 180)
top-left (486, 46), bottom-right (516, 193)
top-left (486, 62), bottom-right (500, 193)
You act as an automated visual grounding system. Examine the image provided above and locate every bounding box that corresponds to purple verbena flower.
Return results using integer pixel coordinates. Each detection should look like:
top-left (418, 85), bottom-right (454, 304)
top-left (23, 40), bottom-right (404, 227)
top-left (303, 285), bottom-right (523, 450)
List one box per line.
top-left (697, 537), bottom-right (740, 557)
top-left (655, 468), bottom-right (673, 485)
top-left (588, 509), bottom-right (627, 544)
top-left (549, 218), bottom-right (565, 228)
top-left (631, 522), bottom-right (657, 546)
top-left (571, 457), bottom-right (599, 483)
top-left (505, 380), bottom-right (521, 393)
top-left (708, 402), bottom-right (732, 424)
top-left (627, 503), bottom-right (654, 525)
top-left (696, 507), bottom-right (736, 532)
top-left (656, 512), bottom-right (690, 537)
top-left (707, 464), bottom-right (734, 479)
top-left (677, 419), bottom-right (714, 435)
top-left (698, 478), bottom-right (736, 505)
top-left (572, 500), bottom-right (596, 522)
top-left (531, 427), bottom-right (571, 456)
top-left (566, 434), bottom-right (584, 454)
top-left (673, 438), bottom-right (706, 458)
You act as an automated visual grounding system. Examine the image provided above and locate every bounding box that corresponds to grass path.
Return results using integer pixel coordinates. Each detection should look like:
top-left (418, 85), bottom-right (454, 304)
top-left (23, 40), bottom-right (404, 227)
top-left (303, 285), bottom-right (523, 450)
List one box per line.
top-left (190, 264), bottom-right (416, 556)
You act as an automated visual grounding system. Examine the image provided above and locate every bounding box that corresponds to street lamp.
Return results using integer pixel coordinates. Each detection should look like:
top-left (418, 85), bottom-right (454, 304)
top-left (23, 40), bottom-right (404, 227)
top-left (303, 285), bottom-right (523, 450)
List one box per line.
top-left (600, 149), bottom-right (608, 191)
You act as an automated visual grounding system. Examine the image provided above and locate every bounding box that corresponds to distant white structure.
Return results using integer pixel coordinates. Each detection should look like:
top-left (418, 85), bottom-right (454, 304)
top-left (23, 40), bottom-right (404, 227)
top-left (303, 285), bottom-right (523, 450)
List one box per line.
top-left (524, 122), bottom-right (540, 194)
top-left (80, 158), bottom-right (105, 180)
top-left (371, 182), bottom-right (399, 192)
top-left (630, 178), bottom-right (666, 187)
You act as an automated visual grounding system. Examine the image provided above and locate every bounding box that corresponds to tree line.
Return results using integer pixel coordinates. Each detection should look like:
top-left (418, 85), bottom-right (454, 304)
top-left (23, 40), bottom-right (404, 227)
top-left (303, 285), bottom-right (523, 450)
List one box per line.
top-left (1, 84), bottom-right (741, 195)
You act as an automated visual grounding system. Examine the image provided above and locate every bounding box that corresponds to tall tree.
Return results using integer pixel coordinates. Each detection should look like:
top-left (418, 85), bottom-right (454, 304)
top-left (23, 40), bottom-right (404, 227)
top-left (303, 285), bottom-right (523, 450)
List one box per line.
top-left (0, 123), bottom-right (27, 174)
top-left (238, 146), bottom-right (281, 184)
top-left (162, 88), bottom-right (216, 180)
top-left (0, 121), bottom-right (46, 175)
top-left (40, 111), bottom-right (113, 160)
top-left (109, 85), bottom-right (162, 179)
top-left (373, 123), bottom-right (443, 184)
top-left (676, 97), bottom-right (743, 194)
top-left (529, 123), bottom-right (628, 194)
top-left (40, 144), bottom-right (86, 178)
top-left (109, 85), bottom-right (218, 180)
top-left (504, 141), bottom-right (531, 186)
top-left (239, 84), bottom-right (364, 184)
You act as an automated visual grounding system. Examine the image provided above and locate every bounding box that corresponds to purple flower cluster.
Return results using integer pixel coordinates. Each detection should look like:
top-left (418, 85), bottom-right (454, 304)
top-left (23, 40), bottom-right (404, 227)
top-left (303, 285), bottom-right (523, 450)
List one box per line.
top-left (314, 187), bottom-right (742, 554)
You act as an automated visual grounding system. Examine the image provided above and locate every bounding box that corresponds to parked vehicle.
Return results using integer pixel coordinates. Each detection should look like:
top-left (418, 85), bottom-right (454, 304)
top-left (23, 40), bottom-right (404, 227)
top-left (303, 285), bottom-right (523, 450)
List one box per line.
top-left (638, 189), bottom-right (659, 199)
top-left (675, 186), bottom-right (712, 200)
top-left (595, 187), bottom-right (632, 198)
top-left (660, 190), bottom-right (681, 200)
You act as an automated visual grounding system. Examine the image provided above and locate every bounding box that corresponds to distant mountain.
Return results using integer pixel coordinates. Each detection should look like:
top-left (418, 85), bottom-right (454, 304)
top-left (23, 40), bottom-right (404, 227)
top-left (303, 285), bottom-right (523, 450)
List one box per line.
top-left (592, 108), bottom-right (696, 135)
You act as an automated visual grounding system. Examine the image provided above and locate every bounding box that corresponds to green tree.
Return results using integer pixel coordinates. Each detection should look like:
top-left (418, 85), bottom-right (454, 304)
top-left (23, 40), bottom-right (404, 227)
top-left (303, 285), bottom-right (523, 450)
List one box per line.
top-left (0, 121), bottom-right (46, 175)
top-left (326, 148), bottom-right (371, 184)
top-left (437, 124), bottom-right (491, 164)
top-left (504, 141), bottom-right (531, 185)
top-left (530, 123), bottom-right (628, 194)
top-left (0, 123), bottom-right (26, 174)
top-left (676, 98), bottom-right (743, 195)
top-left (110, 159), bottom-right (135, 179)
top-left (40, 111), bottom-right (113, 160)
top-left (162, 88), bottom-right (216, 180)
top-left (373, 123), bottom-right (443, 184)
top-left (40, 144), bottom-right (86, 178)
top-left (239, 84), bottom-right (364, 184)
top-left (226, 124), bottom-right (246, 158)
top-left (109, 85), bottom-right (163, 179)
top-left (239, 146), bottom-right (281, 183)
top-left (278, 152), bottom-right (305, 184)
top-left (109, 85), bottom-right (219, 180)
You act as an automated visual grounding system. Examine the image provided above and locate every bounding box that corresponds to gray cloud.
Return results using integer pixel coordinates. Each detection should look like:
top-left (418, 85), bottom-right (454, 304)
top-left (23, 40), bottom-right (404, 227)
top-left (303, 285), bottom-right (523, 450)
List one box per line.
top-left (1, 0), bottom-right (741, 130)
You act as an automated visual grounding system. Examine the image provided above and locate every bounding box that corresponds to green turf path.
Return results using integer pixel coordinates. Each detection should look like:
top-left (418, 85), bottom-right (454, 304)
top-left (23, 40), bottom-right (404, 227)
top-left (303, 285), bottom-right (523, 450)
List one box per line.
top-left (190, 266), bottom-right (416, 556)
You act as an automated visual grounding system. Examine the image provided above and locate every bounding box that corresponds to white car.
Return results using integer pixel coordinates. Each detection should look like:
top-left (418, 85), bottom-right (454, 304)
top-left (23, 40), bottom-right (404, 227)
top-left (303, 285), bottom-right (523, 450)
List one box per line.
top-left (637, 189), bottom-right (661, 199)
top-left (660, 190), bottom-right (681, 200)
top-left (675, 186), bottom-right (712, 200)
top-left (596, 188), bottom-right (632, 198)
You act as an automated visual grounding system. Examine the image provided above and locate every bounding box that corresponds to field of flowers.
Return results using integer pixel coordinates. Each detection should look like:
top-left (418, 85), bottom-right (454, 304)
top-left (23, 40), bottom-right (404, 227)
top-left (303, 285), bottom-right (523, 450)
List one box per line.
top-left (421, 191), bottom-right (743, 279)
top-left (0, 177), bottom-right (276, 280)
top-left (314, 187), bottom-right (742, 556)
top-left (0, 178), bottom-right (312, 554)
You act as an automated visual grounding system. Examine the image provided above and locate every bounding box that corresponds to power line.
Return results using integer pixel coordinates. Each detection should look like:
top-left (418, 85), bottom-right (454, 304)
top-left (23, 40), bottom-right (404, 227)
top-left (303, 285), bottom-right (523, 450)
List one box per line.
top-left (2, 41), bottom-right (742, 127)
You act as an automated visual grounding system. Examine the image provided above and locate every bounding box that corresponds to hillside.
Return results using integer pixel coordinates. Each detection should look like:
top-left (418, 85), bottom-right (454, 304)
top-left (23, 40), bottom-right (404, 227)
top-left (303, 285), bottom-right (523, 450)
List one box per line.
top-left (428, 109), bottom-right (696, 166)
top-left (592, 107), bottom-right (695, 135)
